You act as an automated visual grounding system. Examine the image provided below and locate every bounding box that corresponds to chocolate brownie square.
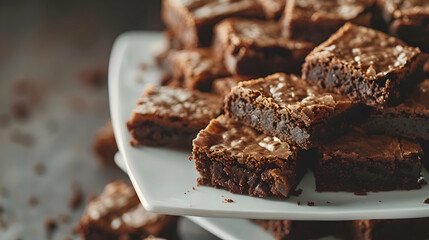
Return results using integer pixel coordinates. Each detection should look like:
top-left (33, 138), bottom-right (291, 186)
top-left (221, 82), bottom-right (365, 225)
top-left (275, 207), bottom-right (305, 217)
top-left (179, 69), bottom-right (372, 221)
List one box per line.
top-left (127, 85), bottom-right (223, 149)
top-left (225, 73), bottom-right (364, 149)
top-left (165, 48), bottom-right (230, 91)
top-left (282, 0), bottom-right (375, 44)
top-left (78, 181), bottom-right (177, 240)
top-left (213, 18), bottom-right (314, 76)
top-left (257, 0), bottom-right (286, 19)
top-left (92, 121), bottom-right (118, 167)
top-left (314, 130), bottom-right (424, 192)
top-left (212, 76), bottom-right (250, 98)
top-left (193, 115), bottom-right (306, 199)
top-left (377, 0), bottom-right (429, 52)
top-left (254, 220), bottom-right (347, 240)
top-left (364, 79), bottom-right (429, 140)
top-left (161, 0), bottom-right (264, 49)
top-left (352, 218), bottom-right (429, 240)
top-left (302, 23), bottom-right (425, 107)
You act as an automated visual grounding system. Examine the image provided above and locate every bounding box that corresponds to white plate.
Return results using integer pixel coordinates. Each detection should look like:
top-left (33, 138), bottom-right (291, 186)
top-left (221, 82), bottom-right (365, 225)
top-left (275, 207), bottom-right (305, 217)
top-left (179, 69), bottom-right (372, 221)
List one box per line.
top-left (109, 31), bottom-right (429, 220)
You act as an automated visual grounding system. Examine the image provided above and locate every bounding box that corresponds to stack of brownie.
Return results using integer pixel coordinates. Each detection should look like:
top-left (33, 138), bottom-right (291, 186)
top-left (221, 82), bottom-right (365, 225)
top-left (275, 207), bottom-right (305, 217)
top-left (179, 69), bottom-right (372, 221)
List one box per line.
top-left (124, 0), bottom-right (429, 239)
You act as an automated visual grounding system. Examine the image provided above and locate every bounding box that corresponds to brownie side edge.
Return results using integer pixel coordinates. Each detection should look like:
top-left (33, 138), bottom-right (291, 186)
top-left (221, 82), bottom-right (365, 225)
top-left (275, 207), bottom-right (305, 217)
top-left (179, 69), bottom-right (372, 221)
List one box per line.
top-left (193, 145), bottom-right (304, 199)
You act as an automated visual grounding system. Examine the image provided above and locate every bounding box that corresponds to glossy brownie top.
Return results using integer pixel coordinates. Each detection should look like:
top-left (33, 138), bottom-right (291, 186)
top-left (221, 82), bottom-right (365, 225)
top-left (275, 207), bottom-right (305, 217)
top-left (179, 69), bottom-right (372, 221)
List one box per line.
top-left (169, 48), bottom-right (229, 77)
top-left (216, 18), bottom-right (314, 49)
top-left (230, 73), bottom-right (352, 119)
top-left (133, 85), bottom-right (223, 122)
top-left (80, 181), bottom-right (166, 230)
top-left (291, 0), bottom-right (375, 20)
top-left (193, 115), bottom-right (297, 167)
top-left (308, 23), bottom-right (421, 79)
top-left (381, 0), bottom-right (429, 18)
top-left (320, 130), bottom-right (422, 162)
top-left (167, 0), bottom-right (261, 22)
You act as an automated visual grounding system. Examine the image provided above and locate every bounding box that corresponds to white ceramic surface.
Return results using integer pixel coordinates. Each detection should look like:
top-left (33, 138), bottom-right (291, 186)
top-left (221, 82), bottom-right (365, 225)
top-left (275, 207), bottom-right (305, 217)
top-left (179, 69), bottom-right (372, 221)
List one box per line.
top-left (109, 31), bottom-right (429, 221)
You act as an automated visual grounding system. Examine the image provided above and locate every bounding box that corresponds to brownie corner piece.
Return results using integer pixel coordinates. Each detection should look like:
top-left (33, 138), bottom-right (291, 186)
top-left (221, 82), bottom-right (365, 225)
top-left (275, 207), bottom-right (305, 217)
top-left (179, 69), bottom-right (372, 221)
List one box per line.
top-left (161, 0), bottom-right (264, 48)
top-left (166, 48), bottom-right (229, 91)
top-left (77, 181), bottom-right (178, 240)
top-left (127, 85), bottom-right (223, 149)
top-left (213, 18), bottom-right (314, 76)
top-left (193, 115), bottom-right (305, 199)
top-left (225, 73), bottom-right (361, 149)
top-left (302, 23), bottom-right (425, 107)
top-left (282, 0), bottom-right (375, 44)
top-left (315, 131), bottom-right (423, 192)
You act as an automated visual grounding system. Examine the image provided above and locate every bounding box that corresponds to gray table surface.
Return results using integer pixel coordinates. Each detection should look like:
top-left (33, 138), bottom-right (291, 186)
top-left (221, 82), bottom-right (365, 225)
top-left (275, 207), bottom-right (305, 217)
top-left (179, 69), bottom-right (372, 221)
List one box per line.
top-left (0, 2), bottom-right (219, 239)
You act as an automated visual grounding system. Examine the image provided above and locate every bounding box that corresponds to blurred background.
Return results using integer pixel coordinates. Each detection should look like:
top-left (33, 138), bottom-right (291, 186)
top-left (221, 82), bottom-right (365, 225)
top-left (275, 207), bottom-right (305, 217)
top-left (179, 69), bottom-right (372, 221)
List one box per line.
top-left (0, 1), bottom-right (218, 239)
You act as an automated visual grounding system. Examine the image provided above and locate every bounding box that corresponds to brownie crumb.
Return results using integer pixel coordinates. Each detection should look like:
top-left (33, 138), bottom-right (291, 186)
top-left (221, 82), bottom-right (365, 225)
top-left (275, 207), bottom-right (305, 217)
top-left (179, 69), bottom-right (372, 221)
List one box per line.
top-left (33, 162), bottom-right (45, 176)
top-left (291, 188), bottom-right (303, 197)
top-left (307, 202), bottom-right (315, 206)
top-left (424, 198), bottom-right (429, 204)
top-left (188, 156), bottom-right (193, 161)
top-left (69, 183), bottom-right (83, 210)
top-left (379, 200), bottom-right (382, 202)
top-left (139, 63), bottom-right (147, 71)
top-left (28, 195), bottom-right (39, 207)
top-left (11, 100), bottom-right (30, 121)
top-left (223, 199), bottom-right (234, 203)
top-left (192, 187), bottom-right (196, 190)
top-left (58, 214), bottom-right (70, 224)
top-left (78, 66), bottom-right (108, 88)
top-left (0, 114), bottom-right (11, 129)
top-left (326, 201), bottom-right (331, 204)
top-left (297, 201), bottom-right (301, 206)
top-left (45, 217), bottom-right (57, 232)
top-left (354, 191), bottom-right (368, 196)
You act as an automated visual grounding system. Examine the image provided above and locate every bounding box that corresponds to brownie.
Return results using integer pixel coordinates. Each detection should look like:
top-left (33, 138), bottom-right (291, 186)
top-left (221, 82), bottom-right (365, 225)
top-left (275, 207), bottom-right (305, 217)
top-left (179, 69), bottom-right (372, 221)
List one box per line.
top-left (211, 76), bottom-right (250, 98)
top-left (364, 79), bottom-right (429, 140)
top-left (257, 0), bottom-right (286, 19)
top-left (302, 23), bottom-right (425, 107)
top-left (161, 0), bottom-right (264, 49)
top-left (213, 18), bottom-right (314, 76)
top-left (254, 220), bottom-right (346, 240)
top-left (314, 130), bottom-right (424, 192)
top-left (92, 121), bottom-right (118, 167)
top-left (165, 48), bottom-right (230, 91)
top-left (282, 0), bottom-right (375, 44)
top-left (352, 218), bottom-right (429, 240)
top-left (225, 73), bottom-right (364, 149)
top-left (127, 85), bottom-right (223, 149)
top-left (78, 181), bottom-right (177, 240)
top-left (193, 115), bottom-right (306, 199)
top-left (377, 0), bottom-right (429, 52)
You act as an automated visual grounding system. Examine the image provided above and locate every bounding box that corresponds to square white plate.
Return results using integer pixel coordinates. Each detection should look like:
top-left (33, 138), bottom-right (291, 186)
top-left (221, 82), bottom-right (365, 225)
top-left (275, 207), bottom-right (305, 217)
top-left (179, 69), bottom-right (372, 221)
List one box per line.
top-left (109, 31), bottom-right (429, 220)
